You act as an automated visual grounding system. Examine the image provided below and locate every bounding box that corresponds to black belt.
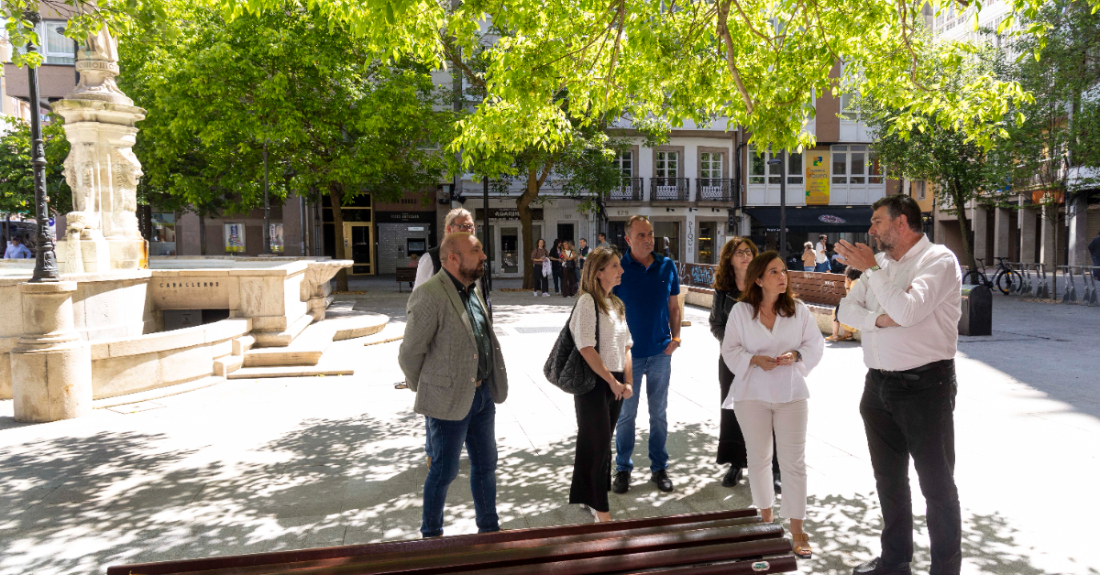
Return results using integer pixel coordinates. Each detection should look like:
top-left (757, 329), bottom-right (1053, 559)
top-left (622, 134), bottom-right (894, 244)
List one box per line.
top-left (871, 359), bottom-right (953, 381)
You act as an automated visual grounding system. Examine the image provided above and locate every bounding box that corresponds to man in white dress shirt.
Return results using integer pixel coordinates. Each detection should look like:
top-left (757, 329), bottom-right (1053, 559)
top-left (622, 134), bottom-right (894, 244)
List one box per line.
top-left (836, 195), bottom-right (962, 575)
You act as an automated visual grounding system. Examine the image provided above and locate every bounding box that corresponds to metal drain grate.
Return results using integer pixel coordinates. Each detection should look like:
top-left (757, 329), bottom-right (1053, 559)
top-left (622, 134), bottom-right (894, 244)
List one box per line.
top-left (513, 326), bottom-right (564, 334)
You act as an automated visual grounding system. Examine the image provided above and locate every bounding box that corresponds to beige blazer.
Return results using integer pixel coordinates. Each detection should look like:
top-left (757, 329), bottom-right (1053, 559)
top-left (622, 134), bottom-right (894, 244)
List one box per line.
top-left (399, 269), bottom-right (508, 420)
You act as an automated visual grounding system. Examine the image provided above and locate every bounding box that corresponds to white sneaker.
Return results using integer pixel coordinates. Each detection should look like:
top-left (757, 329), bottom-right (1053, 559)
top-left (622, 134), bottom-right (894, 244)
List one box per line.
top-left (534, 292), bottom-right (540, 297)
top-left (543, 292), bottom-right (551, 297)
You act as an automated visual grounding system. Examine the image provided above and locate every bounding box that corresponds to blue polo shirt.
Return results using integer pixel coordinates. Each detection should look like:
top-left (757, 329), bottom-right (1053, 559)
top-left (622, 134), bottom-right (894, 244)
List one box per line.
top-left (613, 250), bottom-right (680, 359)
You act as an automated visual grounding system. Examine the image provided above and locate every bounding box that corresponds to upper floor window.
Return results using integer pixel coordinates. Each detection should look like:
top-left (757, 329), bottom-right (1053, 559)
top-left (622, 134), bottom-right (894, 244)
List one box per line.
top-left (748, 148), bottom-right (802, 185)
top-left (656, 151), bottom-right (679, 179)
top-left (700, 152), bottom-right (722, 179)
top-left (614, 151), bottom-right (633, 179)
top-left (832, 145), bottom-right (884, 185)
top-left (15, 20), bottom-right (76, 65)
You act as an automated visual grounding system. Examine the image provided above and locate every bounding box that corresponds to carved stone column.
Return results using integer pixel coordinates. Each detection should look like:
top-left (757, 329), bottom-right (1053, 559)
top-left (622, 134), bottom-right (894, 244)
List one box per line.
top-left (54, 27), bottom-right (147, 274)
top-left (11, 281), bottom-right (92, 422)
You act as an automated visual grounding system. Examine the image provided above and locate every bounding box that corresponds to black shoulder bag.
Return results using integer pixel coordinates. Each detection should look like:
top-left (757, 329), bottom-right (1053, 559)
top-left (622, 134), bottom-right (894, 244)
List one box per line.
top-left (543, 298), bottom-right (600, 395)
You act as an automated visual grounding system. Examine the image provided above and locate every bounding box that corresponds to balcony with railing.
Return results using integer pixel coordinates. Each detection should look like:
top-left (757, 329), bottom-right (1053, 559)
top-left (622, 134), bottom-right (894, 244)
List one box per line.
top-left (607, 177), bottom-right (644, 201)
top-left (696, 178), bottom-right (738, 205)
top-left (650, 178), bottom-right (690, 201)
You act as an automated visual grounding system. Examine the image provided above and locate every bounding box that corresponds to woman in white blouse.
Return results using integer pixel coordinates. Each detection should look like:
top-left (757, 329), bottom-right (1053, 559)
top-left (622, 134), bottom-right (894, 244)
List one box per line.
top-left (568, 247), bottom-right (634, 523)
top-left (721, 251), bottom-right (825, 558)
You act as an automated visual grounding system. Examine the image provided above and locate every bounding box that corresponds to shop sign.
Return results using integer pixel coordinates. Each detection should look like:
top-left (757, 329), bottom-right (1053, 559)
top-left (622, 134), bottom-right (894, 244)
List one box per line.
top-left (475, 208), bottom-right (544, 220)
top-left (805, 151), bottom-right (830, 205)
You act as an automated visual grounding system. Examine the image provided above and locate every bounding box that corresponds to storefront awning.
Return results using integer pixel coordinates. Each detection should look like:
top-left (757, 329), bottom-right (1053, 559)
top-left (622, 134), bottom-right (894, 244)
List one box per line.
top-left (744, 206), bottom-right (874, 232)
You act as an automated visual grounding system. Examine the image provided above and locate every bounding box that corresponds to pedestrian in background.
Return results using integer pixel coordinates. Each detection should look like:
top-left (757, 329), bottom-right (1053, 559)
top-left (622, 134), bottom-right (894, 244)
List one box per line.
top-left (836, 194), bottom-right (963, 575)
top-left (597, 232), bottom-right (611, 250)
top-left (801, 242), bottom-right (816, 272)
top-left (568, 247), bottom-right (634, 523)
top-left (415, 208), bottom-right (478, 290)
top-left (709, 237), bottom-right (782, 491)
top-left (722, 251), bottom-right (824, 559)
top-left (578, 237), bottom-right (590, 272)
top-left (814, 234), bottom-right (830, 272)
top-left (561, 241), bottom-right (578, 297)
top-left (399, 233), bottom-right (509, 539)
top-left (531, 238), bottom-right (551, 296)
top-left (827, 267), bottom-right (862, 342)
top-left (3, 236), bottom-right (31, 259)
top-left (612, 215), bottom-right (681, 494)
top-left (550, 239), bottom-right (563, 294)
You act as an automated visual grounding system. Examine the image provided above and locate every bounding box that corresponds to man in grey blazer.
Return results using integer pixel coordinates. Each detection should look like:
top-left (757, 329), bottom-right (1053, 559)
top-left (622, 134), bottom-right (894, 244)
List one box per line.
top-left (399, 233), bottom-right (508, 538)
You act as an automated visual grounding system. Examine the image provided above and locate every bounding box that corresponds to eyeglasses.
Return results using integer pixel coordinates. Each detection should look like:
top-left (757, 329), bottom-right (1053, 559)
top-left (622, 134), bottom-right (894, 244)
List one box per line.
top-left (453, 224), bottom-right (475, 232)
top-left (733, 249), bottom-right (754, 257)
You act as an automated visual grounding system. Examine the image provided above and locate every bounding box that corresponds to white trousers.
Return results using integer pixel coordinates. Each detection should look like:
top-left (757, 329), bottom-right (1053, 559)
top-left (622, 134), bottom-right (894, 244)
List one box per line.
top-left (733, 399), bottom-right (808, 520)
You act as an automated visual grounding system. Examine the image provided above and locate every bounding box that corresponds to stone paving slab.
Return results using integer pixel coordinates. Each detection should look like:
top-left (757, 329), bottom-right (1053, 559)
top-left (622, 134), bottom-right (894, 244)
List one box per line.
top-left (0, 289), bottom-right (1098, 575)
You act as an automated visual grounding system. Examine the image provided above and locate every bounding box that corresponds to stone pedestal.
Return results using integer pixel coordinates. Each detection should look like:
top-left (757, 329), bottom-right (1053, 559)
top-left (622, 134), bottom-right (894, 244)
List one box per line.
top-left (11, 281), bottom-right (93, 422)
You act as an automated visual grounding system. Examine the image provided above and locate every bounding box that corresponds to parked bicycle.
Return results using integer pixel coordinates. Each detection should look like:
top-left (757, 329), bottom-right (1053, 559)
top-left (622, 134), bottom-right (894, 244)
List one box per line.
top-left (963, 257), bottom-right (1023, 295)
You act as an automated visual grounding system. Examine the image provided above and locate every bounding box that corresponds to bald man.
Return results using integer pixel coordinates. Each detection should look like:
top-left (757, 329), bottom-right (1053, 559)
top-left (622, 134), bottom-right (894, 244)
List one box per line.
top-left (399, 233), bottom-right (509, 538)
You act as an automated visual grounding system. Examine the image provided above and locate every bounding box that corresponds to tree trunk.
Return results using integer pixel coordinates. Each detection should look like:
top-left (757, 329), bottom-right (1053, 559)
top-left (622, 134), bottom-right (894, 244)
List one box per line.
top-left (516, 168), bottom-right (541, 290)
top-left (329, 183), bottom-right (349, 292)
top-left (952, 183), bottom-right (977, 276)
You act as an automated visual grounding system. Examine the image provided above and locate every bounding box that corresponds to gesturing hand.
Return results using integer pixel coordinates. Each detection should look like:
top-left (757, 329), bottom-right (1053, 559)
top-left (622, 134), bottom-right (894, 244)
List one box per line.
top-left (751, 355), bottom-right (779, 371)
top-left (835, 240), bottom-right (877, 272)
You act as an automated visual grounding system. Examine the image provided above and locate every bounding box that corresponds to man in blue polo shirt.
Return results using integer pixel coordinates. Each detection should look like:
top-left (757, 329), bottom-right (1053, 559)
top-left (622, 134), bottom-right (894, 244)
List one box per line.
top-left (611, 215), bottom-right (681, 493)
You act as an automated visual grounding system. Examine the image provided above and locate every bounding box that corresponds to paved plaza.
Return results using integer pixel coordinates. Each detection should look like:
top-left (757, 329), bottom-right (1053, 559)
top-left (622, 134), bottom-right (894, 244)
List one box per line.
top-left (1, 283), bottom-right (1098, 575)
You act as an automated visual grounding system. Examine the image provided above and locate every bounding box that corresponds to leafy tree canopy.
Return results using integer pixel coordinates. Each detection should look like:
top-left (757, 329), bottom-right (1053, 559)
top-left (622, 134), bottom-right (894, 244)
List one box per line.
top-left (0, 115), bottom-right (72, 217)
top-left (215, 0), bottom-right (1098, 160)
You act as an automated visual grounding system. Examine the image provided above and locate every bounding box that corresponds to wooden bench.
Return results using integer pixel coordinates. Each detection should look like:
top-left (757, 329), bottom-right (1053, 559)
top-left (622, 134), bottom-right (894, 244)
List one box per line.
top-left (396, 267), bottom-right (418, 292)
top-left (105, 509), bottom-right (799, 575)
top-left (788, 270), bottom-right (847, 307)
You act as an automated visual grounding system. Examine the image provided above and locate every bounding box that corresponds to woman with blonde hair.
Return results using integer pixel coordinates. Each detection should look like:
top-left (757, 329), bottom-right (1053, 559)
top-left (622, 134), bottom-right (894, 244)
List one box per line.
top-left (722, 251), bottom-right (824, 558)
top-left (710, 237), bottom-right (778, 490)
top-left (568, 247), bottom-right (634, 522)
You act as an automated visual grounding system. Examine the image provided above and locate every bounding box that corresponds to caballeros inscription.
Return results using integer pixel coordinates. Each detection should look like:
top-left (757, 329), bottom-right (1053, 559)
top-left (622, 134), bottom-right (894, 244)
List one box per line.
top-left (158, 282), bottom-right (221, 288)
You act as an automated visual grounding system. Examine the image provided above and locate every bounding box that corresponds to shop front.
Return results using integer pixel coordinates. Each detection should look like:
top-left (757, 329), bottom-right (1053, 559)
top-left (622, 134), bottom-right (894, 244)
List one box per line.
top-left (744, 205), bottom-right (872, 257)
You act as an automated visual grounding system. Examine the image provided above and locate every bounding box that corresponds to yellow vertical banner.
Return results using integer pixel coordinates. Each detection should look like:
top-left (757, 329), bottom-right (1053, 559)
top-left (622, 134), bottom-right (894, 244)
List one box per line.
top-left (805, 151), bottom-right (830, 205)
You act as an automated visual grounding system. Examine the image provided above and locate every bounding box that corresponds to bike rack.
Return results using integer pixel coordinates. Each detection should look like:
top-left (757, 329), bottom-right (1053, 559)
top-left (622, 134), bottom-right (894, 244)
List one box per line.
top-left (1060, 266), bottom-right (1078, 304)
top-left (1081, 266), bottom-right (1099, 307)
top-left (1036, 264), bottom-right (1051, 299)
top-left (1017, 263), bottom-right (1034, 296)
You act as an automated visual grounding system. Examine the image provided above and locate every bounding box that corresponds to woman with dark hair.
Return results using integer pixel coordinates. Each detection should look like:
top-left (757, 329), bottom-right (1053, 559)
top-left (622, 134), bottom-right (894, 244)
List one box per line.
top-left (531, 239), bottom-right (550, 296)
top-left (722, 251), bottom-right (824, 559)
top-left (550, 239), bottom-right (563, 294)
top-left (568, 247), bottom-right (633, 522)
top-left (709, 237), bottom-right (779, 490)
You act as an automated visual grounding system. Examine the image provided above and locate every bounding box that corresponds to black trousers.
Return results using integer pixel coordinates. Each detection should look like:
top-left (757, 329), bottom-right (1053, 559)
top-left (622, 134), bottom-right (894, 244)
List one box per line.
top-left (562, 267), bottom-right (578, 297)
top-left (718, 357), bottom-right (780, 476)
top-left (534, 272), bottom-right (549, 293)
top-left (552, 266), bottom-right (562, 292)
top-left (860, 360), bottom-right (961, 575)
top-left (570, 374), bottom-right (624, 513)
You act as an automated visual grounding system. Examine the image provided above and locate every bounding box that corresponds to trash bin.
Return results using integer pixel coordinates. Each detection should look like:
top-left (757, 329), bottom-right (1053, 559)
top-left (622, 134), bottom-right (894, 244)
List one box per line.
top-left (958, 284), bottom-right (992, 336)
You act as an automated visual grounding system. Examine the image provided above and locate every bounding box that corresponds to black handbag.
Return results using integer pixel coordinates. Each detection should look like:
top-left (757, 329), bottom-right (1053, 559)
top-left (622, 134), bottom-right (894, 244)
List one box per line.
top-left (543, 298), bottom-right (600, 395)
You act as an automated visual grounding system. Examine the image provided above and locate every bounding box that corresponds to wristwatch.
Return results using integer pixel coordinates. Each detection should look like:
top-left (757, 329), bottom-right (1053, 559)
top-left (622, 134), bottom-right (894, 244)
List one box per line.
top-left (866, 264), bottom-right (881, 274)
top-left (794, 350), bottom-right (802, 362)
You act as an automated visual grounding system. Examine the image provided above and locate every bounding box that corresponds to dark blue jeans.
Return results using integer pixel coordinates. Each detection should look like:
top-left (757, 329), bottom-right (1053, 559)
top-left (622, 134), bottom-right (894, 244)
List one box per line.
top-left (421, 384), bottom-right (499, 538)
top-left (616, 352), bottom-right (672, 473)
top-left (860, 361), bottom-right (961, 575)
top-left (814, 261), bottom-right (830, 273)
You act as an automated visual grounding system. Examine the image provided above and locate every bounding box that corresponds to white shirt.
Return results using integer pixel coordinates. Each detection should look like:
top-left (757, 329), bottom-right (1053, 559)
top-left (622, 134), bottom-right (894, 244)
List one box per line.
top-left (569, 293), bottom-right (633, 372)
top-left (413, 253), bottom-right (437, 289)
top-left (814, 241), bottom-right (828, 264)
top-left (721, 301), bottom-right (824, 406)
top-left (838, 235), bottom-right (962, 372)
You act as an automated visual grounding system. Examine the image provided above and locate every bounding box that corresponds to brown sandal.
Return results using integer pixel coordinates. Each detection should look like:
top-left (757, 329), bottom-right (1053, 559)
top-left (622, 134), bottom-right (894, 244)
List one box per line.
top-left (791, 532), bottom-right (812, 559)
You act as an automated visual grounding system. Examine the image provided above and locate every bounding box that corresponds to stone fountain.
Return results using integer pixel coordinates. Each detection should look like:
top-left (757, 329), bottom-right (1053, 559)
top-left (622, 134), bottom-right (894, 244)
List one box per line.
top-left (2, 29), bottom-right (359, 423)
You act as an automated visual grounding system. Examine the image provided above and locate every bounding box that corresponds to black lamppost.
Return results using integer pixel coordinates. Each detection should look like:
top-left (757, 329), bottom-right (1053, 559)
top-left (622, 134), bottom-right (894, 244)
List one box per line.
top-left (25, 11), bottom-right (58, 283)
top-left (767, 152), bottom-right (788, 262)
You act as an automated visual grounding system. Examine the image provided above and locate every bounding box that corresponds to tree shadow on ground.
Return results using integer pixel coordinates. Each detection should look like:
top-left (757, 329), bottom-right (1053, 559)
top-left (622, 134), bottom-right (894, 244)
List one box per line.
top-left (0, 413), bottom-right (1086, 575)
